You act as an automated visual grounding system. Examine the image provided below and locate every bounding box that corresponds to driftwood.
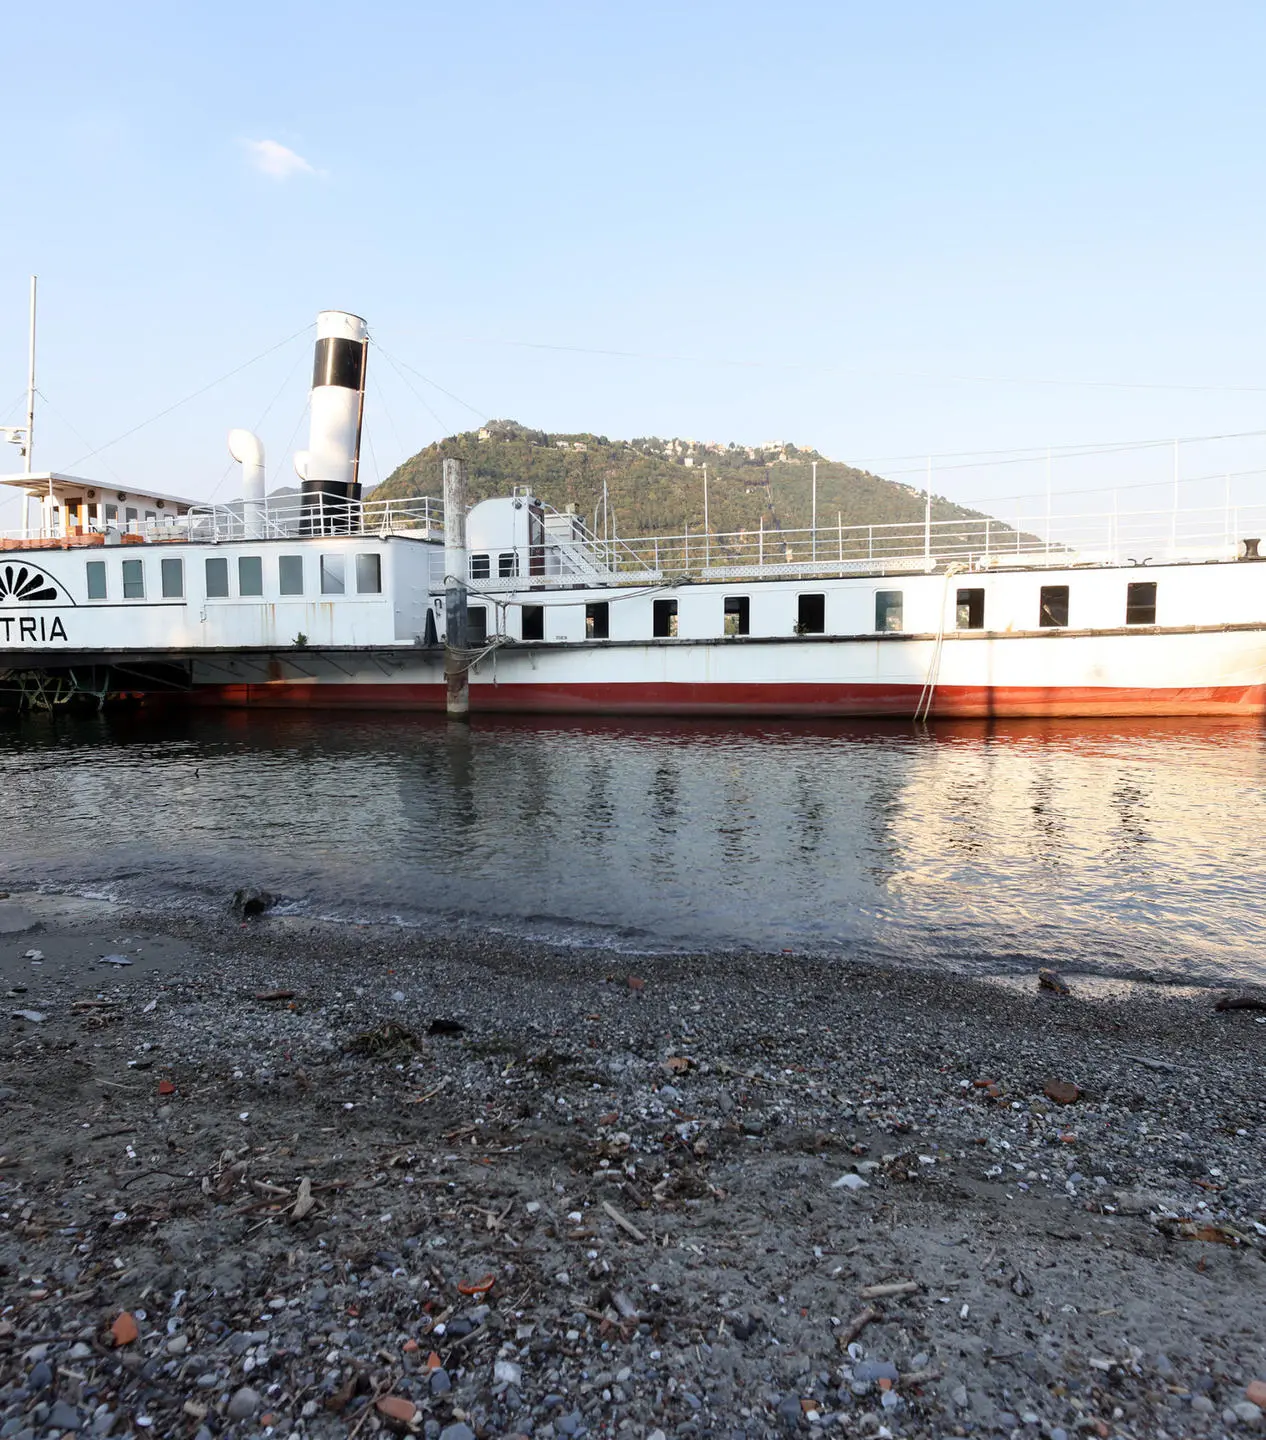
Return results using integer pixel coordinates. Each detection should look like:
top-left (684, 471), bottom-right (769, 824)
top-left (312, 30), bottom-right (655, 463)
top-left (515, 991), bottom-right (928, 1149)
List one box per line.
top-left (602, 1200), bottom-right (647, 1242)
top-left (837, 1306), bottom-right (880, 1347)
top-left (859, 1279), bottom-right (921, 1300)
top-left (1214, 993), bottom-right (1266, 1013)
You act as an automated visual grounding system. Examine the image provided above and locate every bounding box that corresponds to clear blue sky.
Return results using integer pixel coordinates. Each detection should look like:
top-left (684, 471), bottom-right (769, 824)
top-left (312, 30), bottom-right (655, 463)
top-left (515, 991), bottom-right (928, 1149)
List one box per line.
top-left (4, 1), bottom-right (1266, 531)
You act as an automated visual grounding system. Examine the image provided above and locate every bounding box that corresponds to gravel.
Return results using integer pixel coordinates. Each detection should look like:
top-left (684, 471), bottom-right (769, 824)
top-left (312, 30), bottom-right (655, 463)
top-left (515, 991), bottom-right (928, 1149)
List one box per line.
top-left (0, 894), bottom-right (1264, 1438)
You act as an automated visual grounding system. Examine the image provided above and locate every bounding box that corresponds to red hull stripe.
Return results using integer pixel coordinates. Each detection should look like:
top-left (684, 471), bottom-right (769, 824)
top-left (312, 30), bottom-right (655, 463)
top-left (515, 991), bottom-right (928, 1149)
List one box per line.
top-left (189, 680), bottom-right (1266, 718)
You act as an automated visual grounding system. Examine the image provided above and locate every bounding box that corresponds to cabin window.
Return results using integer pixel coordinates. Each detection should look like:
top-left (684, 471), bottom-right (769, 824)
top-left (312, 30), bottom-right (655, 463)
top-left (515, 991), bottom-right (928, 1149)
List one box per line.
top-left (121, 558), bottom-right (145, 600)
top-left (125, 507), bottom-right (138, 527)
top-left (724, 595), bottom-right (750, 636)
top-left (653, 598), bottom-right (679, 638)
top-left (586, 601), bottom-right (610, 639)
top-left (104, 504), bottom-right (119, 524)
top-left (498, 551), bottom-right (519, 579)
top-left (470, 553), bottom-right (491, 580)
top-left (956, 587), bottom-right (985, 630)
top-left (1039, 585), bottom-right (1069, 628)
top-left (1126, 581), bottom-right (1157, 625)
top-left (85, 560), bottom-right (107, 600)
top-left (205, 556), bottom-right (229, 598)
top-left (355, 553), bottom-right (382, 594)
top-left (279, 555), bottom-right (304, 595)
top-left (238, 555), bottom-right (264, 597)
top-left (522, 604), bottom-right (545, 641)
top-left (160, 558), bottom-right (184, 599)
top-left (797, 593), bottom-right (826, 634)
top-left (320, 554), bottom-right (346, 595)
top-left (145, 510), bottom-right (157, 525)
top-left (874, 590), bottom-right (903, 632)
top-left (468, 605), bottom-right (488, 643)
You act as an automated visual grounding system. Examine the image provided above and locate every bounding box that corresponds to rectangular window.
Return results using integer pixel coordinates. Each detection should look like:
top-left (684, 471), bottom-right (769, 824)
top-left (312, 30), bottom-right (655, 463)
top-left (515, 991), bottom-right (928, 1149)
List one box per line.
top-left (724, 595), bottom-right (750, 636)
top-left (85, 560), bottom-right (107, 600)
top-left (467, 605), bottom-right (488, 643)
top-left (121, 558), bottom-right (144, 599)
top-left (125, 507), bottom-right (138, 526)
top-left (955, 587), bottom-right (985, 630)
top-left (355, 553), bottom-right (382, 594)
top-left (522, 604), bottom-right (545, 641)
top-left (797, 593), bottom-right (826, 634)
top-left (160, 557), bottom-right (184, 599)
top-left (470, 553), bottom-right (491, 580)
top-left (104, 504), bottom-right (119, 524)
top-left (1126, 580), bottom-right (1157, 625)
top-left (279, 555), bottom-right (304, 595)
top-left (653, 598), bottom-right (679, 638)
top-left (498, 551), bottom-right (519, 579)
top-left (238, 555), bottom-right (263, 597)
top-left (586, 601), bottom-right (610, 639)
top-left (205, 556), bottom-right (229, 598)
top-left (145, 510), bottom-right (157, 524)
top-left (874, 590), bottom-right (903, 632)
top-left (320, 554), bottom-right (346, 595)
top-left (1039, 585), bottom-right (1069, 628)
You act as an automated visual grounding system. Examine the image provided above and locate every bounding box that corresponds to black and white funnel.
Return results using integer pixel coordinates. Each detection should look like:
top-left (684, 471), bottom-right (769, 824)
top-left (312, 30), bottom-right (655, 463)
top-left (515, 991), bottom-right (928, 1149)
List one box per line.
top-left (295, 309), bottom-right (368, 513)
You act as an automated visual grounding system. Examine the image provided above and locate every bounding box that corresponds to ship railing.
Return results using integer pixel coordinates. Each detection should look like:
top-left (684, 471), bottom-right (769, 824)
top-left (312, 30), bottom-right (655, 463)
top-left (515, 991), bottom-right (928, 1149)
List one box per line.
top-left (181, 494), bottom-right (444, 543)
top-left (532, 502), bottom-right (1266, 581)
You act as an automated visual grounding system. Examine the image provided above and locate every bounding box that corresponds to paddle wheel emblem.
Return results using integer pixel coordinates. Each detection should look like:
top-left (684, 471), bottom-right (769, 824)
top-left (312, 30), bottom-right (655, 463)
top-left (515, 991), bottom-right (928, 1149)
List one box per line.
top-left (0, 564), bottom-right (62, 603)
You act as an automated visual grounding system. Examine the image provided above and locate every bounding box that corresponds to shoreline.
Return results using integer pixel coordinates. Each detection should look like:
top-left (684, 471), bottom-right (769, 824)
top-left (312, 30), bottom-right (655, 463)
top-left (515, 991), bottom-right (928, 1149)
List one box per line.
top-left (1, 894), bottom-right (1264, 1439)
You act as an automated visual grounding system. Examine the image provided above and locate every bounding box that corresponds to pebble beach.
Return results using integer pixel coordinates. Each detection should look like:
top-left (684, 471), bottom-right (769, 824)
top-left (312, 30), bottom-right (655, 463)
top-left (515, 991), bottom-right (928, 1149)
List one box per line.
top-left (1, 892), bottom-right (1264, 1440)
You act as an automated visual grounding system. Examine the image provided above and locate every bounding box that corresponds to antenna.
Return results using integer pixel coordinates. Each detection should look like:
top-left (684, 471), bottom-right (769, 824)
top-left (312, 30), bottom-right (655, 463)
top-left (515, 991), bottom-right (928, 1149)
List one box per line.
top-left (26, 275), bottom-right (36, 476)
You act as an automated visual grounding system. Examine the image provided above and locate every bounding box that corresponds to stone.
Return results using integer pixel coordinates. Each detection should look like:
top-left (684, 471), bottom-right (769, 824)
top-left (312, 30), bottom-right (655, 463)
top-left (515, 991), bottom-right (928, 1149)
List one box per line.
top-left (231, 887), bottom-right (274, 920)
top-left (1044, 1079), bottom-right (1081, 1105)
top-left (831, 1173), bottom-right (868, 1191)
top-left (1191, 1396), bottom-right (1215, 1414)
top-left (495, 1359), bottom-right (524, 1387)
top-left (1250, 1384), bottom-right (1266, 1410)
top-left (377, 1396), bottom-right (419, 1424)
top-left (429, 1368), bottom-right (452, 1396)
top-left (1232, 1402), bottom-right (1264, 1427)
top-left (775, 1393), bottom-right (803, 1425)
top-left (438, 1426), bottom-right (475, 1440)
top-left (227, 1386), bottom-right (261, 1421)
top-left (853, 1361), bottom-right (899, 1383)
top-left (27, 1360), bottom-right (52, 1390)
top-left (48, 1401), bottom-right (82, 1431)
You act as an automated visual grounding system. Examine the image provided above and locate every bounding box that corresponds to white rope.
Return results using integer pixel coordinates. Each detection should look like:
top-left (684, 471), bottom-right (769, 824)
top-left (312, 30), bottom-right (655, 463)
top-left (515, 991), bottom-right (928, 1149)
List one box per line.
top-left (913, 563), bottom-right (966, 724)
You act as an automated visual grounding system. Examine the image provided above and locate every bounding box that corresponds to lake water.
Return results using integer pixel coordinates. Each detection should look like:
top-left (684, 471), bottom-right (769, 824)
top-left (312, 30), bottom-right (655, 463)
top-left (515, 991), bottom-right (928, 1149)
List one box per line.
top-left (2, 710), bottom-right (1265, 985)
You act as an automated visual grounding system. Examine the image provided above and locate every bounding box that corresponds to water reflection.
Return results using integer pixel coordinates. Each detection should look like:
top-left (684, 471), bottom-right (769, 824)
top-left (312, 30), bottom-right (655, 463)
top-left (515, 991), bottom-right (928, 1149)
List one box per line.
top-left (1, 710), bottom-right (1265, 983)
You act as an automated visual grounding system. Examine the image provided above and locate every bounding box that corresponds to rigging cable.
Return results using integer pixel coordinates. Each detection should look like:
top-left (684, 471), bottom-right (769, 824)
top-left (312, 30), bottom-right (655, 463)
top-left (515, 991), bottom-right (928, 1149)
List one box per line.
top-left (65, 324), bottom-right (314, 470)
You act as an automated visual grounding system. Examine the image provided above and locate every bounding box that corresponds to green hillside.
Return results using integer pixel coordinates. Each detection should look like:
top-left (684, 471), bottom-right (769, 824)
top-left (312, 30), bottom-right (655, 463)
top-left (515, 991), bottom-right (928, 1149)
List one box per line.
top-left (374, 420), bottom-right (1005, 541)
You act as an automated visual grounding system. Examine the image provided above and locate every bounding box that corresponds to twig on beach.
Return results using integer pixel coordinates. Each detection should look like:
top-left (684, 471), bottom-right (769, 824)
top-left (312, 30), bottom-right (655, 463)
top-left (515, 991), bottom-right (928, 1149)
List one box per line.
top-left (602, 1200), bottom-right (647, 1242)
top-left (120, 1169), bottom-right (199, 1190)
top-left (837, 1307), bottom-right (880, 1348)
top-left (1122, 1053), bottom-right (1178, 1073)
top-left (859, 1280), bottom-right (920, 1300)
top-left (901, 1368), bottom-right (943, 1385)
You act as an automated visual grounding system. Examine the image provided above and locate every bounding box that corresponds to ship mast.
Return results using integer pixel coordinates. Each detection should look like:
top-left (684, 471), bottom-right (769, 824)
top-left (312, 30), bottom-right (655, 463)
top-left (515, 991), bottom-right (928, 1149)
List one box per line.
top-left (25, 275), bottom-right (36, 477)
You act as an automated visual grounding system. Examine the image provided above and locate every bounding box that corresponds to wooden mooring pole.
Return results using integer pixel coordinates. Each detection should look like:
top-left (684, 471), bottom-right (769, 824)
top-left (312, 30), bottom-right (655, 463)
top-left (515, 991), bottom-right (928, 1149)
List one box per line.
top-left (443, 457), bottom-right (470, 721)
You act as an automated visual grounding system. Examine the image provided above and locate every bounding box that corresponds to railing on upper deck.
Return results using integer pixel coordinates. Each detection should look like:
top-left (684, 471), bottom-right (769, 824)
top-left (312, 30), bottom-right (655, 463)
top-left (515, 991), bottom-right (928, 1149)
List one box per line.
top-left (184, 493), bottom-right (444, 542)
top-left (5, 490), bottom-right (1266, 581)
top-left (0, 493), bottom-right (444, 549)
top-left (467, 500), bottom-right (1266, 589)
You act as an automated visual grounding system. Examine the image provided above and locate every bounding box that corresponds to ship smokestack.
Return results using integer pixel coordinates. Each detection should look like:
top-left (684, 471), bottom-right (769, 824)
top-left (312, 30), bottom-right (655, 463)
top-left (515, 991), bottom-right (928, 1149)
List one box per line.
top-left (301, 309), bottom-right (368, 531)
top-left (228, 429), bottom-right (266, 539)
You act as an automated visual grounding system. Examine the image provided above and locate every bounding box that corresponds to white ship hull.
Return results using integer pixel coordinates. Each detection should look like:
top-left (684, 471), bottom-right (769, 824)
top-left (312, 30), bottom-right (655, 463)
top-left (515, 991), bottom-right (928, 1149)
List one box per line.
top-left (5, 477), bottom-right (1266, 719)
